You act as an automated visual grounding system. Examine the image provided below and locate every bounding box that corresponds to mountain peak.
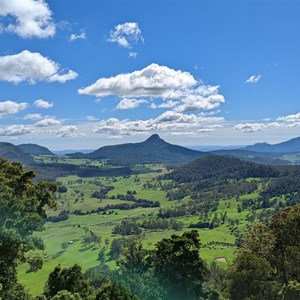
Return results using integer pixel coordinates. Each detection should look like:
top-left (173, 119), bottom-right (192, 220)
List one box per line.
top-left (145, 134), bottom-right (163, 142)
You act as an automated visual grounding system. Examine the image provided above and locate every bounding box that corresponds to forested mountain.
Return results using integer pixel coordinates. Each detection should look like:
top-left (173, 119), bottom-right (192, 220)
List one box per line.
top-left (243, 136), bottom-right (300, 153)
top-left (18, 143), bottom-right (54, 155)
top-left (0, 142), bottom-right (34, 164)
top-left (166, 155), bottom-right (279, 183)
top-left (70, 134), bottom-right (207, 164)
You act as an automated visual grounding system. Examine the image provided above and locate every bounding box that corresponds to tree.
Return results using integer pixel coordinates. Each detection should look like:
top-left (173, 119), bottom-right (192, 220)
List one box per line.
top-left (95, 282), bottom-right (139, 300)
top-left (279, 281), bottom-right (300, 300)
top-left (28, 255), bottom-right (43, 272)
top-left (51, 290), bottom-right (81, 300)
top-left (269, 204), bottom-right (300, 284)
top-left (0, 158), bottom-right (56, 298)
top-left (227, 252), bottom-right (275, 300)
top-left (44, 265), bottom-right (89, 299)
top-left (152, 230), bottom-right (208, 300)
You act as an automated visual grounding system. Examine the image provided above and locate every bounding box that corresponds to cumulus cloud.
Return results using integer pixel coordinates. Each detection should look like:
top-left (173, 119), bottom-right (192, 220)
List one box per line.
top-left (0, 50), bottom-right (78, 84)
top-left (277, 112), bottom-right (300, 123)
top-left (69, 31), bottom-right (86, 42)
top-left (53, 126), bottom-right (85, 137)
top-left (245, 74), bottom-right (262, 83)
top-left (116, 98), bottom-right (147, 110)
top-left (276, 112), bottom-right (300, 128)
top-left (0, 100), bottom-right (28, 116)
top-left (34, 118), bottom-right (61, 127)
top-left (34, 99), bottom-right (53, 109)
top-left (79, 63), bottom-right (224, 113)
top-left (107, 22), bottom-right (143, 48)
top-left (24, 113), bottom-right (43, 120)
top-left (234, 122), bottom-right (281, 133)
top-left (93, 111), bottom-right (224, 137)
top-left (79, 64), bottom-right (195, 97)
top-left (150, 100), bottom-right (179, 109)
top-left (0, 124), bottom-right (33, 136)
top-left (0, 0), bottom-right (55, 38)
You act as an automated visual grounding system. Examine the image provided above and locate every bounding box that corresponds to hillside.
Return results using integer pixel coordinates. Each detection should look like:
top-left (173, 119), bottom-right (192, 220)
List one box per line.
top-left (243, 136), bottom-right (300, 153)
top-left (210, 149), bottom-right (290, 165)
top-left (166, 155), bottom-right (279, 183)
top-left (0, 142), bottom-right (34, 164)
top-left (18, 143), bottom-right (54, 155)
top-left (70, 134), bottom-right (206, 164)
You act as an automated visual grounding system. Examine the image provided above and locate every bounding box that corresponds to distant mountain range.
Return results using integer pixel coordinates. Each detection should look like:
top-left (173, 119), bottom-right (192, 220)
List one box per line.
top-left (1, 135), bottom-right (300, 166)
top-left (69, 134), bottom-right (206, 164)
top-left (243, 137), bottom-right (300, 153)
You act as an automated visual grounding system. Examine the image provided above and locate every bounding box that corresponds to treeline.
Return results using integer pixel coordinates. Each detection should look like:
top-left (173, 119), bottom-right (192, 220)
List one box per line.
top-left (29, 163), bottom-right (133, 181)
top-left (73, 199), bottom-right (160, 215)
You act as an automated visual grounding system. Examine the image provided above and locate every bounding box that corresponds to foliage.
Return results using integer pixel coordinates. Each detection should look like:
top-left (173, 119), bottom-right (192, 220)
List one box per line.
top-left (44, 265), bottom-right (89, 299)
top-left (152, 230), bottom-right (208, 300)
top-left (0, 158), bottom-right (56, 298)
top-left (227, 204), bottom-right (300, 299)
top-left (112, 219), bottom-right (142, 236)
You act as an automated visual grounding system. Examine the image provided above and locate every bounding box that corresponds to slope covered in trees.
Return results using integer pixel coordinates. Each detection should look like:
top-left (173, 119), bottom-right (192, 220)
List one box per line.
top-left (18, 143), bottom-right (54, 156)
top-left (165, 155), bottom-right (279, 183)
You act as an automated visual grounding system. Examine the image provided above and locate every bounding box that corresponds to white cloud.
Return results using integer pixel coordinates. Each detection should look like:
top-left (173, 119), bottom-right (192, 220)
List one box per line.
top-left (53, 126), bottom-right (85, 138)
top-left (0, 50), bottom-right (78, 84)
top-left (0, 125), bottom-right (33, 136)
top-left (93, 111), bottom-right (224, 137)
top-left (234, 122), bottom-right (281, 133)
top-left (150, 100), bottom-right (179, 109)
top-left (79, 63), bottom-right (196, 98)
top-left (34, 118), bottom-right (61, 127)
top-left (107, 22), bottom-right (143, 48)
top-left (0, 100), bottom-right (28, 116)
top-left (34, 99), bottom-right (53, 109)
top-left (0, 0), bottom-right (55, 38)
top-left (286, 122), bottom-right (300, 128)
top-left (79, 63), bottom-right (224, 113)
top-left (116, 98), bottom-right (147, 110)
top-left (24, 113), bottom-right (43, 120)
top-left (69, 31), bottom-right (86, 42)
top-left (276, 112), bottom-right (300, 128)
top-left (129, 52), bottom-right (138, 59)
top-left (277, 112), bottom-right (300, 123)
top-left (85, 115), bottom-right (98, 121)
top-left (245, 74), bottom-right (262, 83)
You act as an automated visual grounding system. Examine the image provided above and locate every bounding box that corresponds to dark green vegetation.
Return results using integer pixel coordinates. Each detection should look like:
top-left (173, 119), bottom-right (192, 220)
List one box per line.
top-left (0, 142), bottom-right (34, 164)
top-left (18, 144), bottom-right (54, 156)
top-left (0, 158), bottom-right (56, 299)
top-left (1, 135), bottom-right (300, 299)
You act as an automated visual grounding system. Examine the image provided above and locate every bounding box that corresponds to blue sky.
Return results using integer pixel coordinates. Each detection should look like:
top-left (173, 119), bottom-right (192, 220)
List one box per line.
top-left (0, 0), bottom-right (300, 150)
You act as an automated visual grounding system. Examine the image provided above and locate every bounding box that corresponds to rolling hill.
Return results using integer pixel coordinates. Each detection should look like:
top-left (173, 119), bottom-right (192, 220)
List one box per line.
top-left (18, 143), bottom-right (54, 155)
top-left (0, 142), bottom-right (34, 164)
top-left (166, 155), bottom-right (279, 183)
top-left (69, 134), bottom-right (207, 164)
